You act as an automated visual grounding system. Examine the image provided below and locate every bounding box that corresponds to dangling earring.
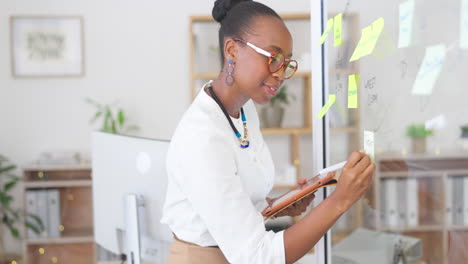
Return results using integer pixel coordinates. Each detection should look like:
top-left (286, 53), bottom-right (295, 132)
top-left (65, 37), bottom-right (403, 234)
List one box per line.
top-left (225, 59), bottom-right (235, 86)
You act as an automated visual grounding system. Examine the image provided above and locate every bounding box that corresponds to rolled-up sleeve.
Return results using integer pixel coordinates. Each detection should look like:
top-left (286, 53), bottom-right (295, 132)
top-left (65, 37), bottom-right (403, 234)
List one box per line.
top-left (170, 134), bottom-right (285, 264)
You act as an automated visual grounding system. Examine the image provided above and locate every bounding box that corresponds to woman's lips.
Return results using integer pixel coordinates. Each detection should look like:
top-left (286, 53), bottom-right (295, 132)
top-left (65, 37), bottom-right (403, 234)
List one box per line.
top-left (264, 84), bottom-right (279, 96)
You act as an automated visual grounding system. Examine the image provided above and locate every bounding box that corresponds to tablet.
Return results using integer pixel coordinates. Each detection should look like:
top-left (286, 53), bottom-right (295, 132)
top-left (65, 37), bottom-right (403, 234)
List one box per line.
top-left (261, 170), bottom-right (339, 220)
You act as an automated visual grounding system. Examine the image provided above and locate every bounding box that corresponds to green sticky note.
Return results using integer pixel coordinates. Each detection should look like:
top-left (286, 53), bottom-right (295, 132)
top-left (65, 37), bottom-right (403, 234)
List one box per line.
top-left (398, 0), bottom-right (415, 48)
top-left (412, 44), bottom-right (446, 95)
top-left (364, 130), bottom-right (375, 162)
top-left (319, 18), bottom-right (334, 45)
top-left (348, 74), bottom-right (360, 108)
top-left (334, 13), bottom-right (344, 46)
top-left (350, 17), bottom-right (385, 61)
top-left (461, 0), bottom-right (468, 49)
top-left (316, 94), bottom-right (336, 119)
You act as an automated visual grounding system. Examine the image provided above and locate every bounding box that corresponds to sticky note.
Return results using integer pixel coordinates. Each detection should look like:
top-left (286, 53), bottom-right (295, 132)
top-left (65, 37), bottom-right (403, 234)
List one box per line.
top-left (348, 74), bottom-right (360, 108)
top-left (398, 0), bottom-right (415, 48)
top-left (334, 13), bottom-right (344, 46)
top-left (350, 17), bottom-right (385, 61)
top-left (364, 131), bottom-right (375, 162)
top-left (460, 0), bottom-right (468, 49)
top-left (319, 18), bottom-right (334, 45)
top-left (412, 44), bottom-right (447, 95)
top-left (316, 94), bottom-right (336, 119)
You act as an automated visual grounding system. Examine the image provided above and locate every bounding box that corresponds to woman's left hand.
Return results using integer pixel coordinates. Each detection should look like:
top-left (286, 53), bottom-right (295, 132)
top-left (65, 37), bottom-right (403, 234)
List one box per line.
top-left (267, 178), bottom-right (315, 218)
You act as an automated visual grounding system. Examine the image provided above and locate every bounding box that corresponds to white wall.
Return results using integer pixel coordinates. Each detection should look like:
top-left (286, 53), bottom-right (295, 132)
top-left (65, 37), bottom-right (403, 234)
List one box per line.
top-left (0, 0), bottom-right (310, 254)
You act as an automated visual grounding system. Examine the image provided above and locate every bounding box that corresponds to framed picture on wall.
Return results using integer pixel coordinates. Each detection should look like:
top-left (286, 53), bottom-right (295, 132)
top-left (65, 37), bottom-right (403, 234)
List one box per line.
top-left (10, 16), bottom-right (85, 78)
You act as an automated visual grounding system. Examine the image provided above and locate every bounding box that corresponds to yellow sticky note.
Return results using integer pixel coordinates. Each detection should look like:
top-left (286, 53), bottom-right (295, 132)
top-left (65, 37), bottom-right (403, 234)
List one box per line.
top-left (319, 18), bottom-right (334, 45)
top-left (316, 94), bottom-right (336, 119)
top-left (348, 74), bottom-right (359, 108)
top-left (350, 17), bottom-right (385, 61)
top-left (334, 13), bottom-right (344, 46)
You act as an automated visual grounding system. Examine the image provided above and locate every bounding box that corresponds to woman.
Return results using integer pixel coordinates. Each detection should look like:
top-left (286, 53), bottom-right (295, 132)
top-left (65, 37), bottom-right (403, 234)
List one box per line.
top-left (161, 0), bottom-right (375, 263)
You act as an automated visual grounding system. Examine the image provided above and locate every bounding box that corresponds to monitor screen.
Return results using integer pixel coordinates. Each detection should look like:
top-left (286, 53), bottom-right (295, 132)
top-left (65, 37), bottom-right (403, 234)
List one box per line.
top-left (91, 132), bottom-right (173, 263)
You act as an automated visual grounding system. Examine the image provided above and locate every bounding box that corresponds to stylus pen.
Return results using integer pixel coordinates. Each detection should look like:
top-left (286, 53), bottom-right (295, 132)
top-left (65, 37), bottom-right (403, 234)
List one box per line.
top-left (318, 161), bottom-right (347, 178)
top-left (305, 160), bottom-right (347, 183)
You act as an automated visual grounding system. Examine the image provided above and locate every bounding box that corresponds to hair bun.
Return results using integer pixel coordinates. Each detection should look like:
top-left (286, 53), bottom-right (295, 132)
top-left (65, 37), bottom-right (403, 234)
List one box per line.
top-left (212, 0), bottom-right (252, 22)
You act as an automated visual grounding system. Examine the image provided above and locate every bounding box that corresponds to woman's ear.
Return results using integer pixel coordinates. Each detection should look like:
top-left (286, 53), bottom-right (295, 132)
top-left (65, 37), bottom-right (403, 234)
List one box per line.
top-left (223, 38), bottom-right (238, 63)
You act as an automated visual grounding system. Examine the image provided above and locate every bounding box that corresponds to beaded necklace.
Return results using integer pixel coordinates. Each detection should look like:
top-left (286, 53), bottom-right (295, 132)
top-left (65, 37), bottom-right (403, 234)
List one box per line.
top-left (206, 81), bottom-right (250, 149)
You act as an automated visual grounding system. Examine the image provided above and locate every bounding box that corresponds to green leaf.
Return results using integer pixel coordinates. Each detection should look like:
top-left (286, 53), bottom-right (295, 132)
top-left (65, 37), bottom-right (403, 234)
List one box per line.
top-left (89, 111), bottom-right (103, 124)
top-left (9, 227), bottom-right (20, 238)
top-left (2, 215), bottom-right (9, 224)
top-left (0, 164), bottom-right (17, 174)
top-left (6, 208), bottom-right (20, 220)
top-left (111, 120), bottom-right (117, 134)
top-left (85, 97), bottom-right (103, 109)
top-left (28, 214), bottom-right (44, 230)
top-left (117, 109), bottom-right (125, 127)
top-left (4, 179), bottom-right (18, 192)
top-left (406, 124), bottom-right (434, 138)
top-left (25, 221), bottom-right (41, 234)
top-left (0, 193), bottom-right (13, 206)
top-left (103, 110), bottom-right (112, 132)
top-left (6, 174), bottom-right (20, 181)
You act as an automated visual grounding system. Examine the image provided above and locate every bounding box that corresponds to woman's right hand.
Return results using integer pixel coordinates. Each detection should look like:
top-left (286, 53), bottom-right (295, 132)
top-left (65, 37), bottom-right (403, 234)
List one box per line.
top-left (332, 150), bottom-right (375, 212)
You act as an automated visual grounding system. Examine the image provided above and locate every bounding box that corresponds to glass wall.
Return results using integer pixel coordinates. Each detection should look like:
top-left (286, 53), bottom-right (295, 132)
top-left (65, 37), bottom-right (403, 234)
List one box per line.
top-left (321, 1), bottom-right (468, 263)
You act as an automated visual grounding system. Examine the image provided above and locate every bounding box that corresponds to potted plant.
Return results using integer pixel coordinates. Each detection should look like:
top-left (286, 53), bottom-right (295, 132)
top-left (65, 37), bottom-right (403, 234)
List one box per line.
top-left (261, 85), bottom-right (295, 128)
top-left (0, 155), bottom-right (43, 261)
top-left (86, 98), bottom-right (139, 134)
top-left (406, 124), bottom-right (434, 153)
top-left (461, 124), bottom-right (468, 138)
top-left (460, 124), bottom-right (468, 151)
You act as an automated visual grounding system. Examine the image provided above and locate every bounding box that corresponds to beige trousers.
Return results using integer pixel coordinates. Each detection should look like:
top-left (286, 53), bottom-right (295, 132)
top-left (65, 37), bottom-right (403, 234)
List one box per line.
top-left (166, 235), bottom-right (229, 264)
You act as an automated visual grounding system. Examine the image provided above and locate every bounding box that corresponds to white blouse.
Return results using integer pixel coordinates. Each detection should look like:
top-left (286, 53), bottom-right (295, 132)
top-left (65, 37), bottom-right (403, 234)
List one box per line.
top-left (161, 82), bottom-right (285, 264)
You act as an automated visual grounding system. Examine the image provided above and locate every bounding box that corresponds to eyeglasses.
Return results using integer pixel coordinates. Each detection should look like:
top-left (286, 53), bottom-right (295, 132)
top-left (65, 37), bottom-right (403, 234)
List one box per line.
top-left (233, 38), bottom-right (298, 79)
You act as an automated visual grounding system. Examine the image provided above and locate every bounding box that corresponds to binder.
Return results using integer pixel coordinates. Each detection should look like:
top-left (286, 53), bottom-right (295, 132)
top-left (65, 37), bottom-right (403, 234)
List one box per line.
top-left (464, 176), bottom-right (468, 225)
top-left (397, 178), bottom-right (407, 227)
top-left (454, 177), bottom-right (465, 225)
top-left (406, 178), bottom-right (419, 227)
top-left (25, 190), bottom-right (39, 239)
top-left (47, 189), bottom-right (61, 238)
top-left (36, 190), bottom-right (49, 238)
top-left (446, 176), bottom-right (453, 225)
top-left (379, 180), bottom-right (387, 228)
top-left (386, 179), bottom-right (399, 228)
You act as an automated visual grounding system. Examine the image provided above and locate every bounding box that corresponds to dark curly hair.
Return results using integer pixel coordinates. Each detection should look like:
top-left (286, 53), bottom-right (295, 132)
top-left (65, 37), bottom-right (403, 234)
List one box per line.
top-left (212, 0), bottom-right (281, 63)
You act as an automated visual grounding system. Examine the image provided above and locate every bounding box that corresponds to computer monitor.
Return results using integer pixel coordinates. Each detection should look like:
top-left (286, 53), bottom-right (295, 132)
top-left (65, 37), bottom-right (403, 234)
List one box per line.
top-left (91, 132), bottom-right (173, 264)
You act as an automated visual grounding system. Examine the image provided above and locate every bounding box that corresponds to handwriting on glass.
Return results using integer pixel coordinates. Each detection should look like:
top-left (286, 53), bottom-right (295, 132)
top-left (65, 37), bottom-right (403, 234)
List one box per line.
top-left (335, 73), bottom-right (344, 93)
top-left (400, 60), bottom-right (408, 78)
top-left (364, 77), bottom-right (378, 107)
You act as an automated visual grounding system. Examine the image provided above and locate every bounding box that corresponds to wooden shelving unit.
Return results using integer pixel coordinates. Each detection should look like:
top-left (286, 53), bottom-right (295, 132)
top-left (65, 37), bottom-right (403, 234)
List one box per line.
top-left (21, 164), bottom-right (94, 264)
top-left (373, 153), bottom-right (468, 264)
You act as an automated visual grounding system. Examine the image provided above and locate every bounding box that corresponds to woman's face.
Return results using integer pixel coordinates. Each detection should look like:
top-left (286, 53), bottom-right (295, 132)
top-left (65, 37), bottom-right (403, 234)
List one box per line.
top-left (234, 16), bottom-right (293, 105)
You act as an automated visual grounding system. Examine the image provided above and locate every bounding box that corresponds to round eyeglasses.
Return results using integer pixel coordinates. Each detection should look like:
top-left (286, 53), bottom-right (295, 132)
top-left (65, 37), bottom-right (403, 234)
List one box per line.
top-left (233, 38), bottom-right (298, 79)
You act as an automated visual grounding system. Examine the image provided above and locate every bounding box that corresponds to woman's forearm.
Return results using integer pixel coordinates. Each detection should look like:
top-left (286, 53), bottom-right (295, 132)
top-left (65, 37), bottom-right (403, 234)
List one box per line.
top-left (283, 192), bottom-right (349, 264)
